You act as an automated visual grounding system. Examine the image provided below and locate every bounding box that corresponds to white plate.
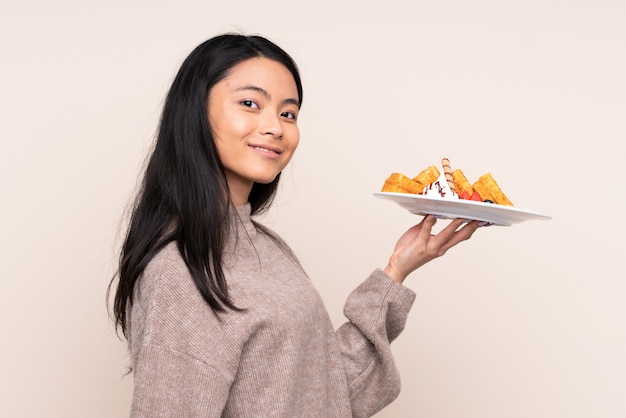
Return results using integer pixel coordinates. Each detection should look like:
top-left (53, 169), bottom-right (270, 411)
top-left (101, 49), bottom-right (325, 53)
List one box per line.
top-left (373, 192), bottom-right (551, 226)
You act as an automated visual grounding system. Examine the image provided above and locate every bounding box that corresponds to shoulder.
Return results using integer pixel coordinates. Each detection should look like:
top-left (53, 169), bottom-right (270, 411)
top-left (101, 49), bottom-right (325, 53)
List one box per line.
top-left (128, 243), bottom-right (237, 374)
top-left (134, 242), bottom-right (198, 308)
top-left (144, 242), bottom-right (186, 281)
top-left (129, 242), bottom-right (211, 352)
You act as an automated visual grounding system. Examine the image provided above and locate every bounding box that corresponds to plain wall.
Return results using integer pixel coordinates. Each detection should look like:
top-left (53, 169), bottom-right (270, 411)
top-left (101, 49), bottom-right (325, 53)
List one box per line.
top-left (1, 0), bottom-right (625, 417)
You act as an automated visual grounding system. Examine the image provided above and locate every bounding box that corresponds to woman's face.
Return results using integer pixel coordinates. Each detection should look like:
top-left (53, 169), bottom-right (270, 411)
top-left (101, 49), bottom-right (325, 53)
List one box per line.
top-left (208, 57), bottom-right (300, 205)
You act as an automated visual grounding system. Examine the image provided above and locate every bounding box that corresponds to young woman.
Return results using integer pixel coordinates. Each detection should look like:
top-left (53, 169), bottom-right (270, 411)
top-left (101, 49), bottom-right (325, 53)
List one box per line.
top-left (110, 33), bottom-right (480, 417)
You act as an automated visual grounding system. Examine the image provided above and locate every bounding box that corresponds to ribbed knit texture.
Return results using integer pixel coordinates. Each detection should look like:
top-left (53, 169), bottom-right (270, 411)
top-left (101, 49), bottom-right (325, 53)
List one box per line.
top-left (128, 204), bottom-right (416, 417)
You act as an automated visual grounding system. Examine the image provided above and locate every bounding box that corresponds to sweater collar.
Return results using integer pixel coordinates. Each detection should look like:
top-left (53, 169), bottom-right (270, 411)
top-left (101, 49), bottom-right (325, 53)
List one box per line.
top-left (232, 203), bottom-right (256, 239)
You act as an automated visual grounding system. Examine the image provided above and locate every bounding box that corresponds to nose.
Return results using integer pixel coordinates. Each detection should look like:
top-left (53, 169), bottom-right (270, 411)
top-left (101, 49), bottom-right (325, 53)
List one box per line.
top-left (260, 112), bottom-right (283, 138)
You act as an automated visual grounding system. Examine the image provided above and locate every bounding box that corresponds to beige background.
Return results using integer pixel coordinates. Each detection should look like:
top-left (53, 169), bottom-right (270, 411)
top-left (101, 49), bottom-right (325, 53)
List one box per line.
top-left (1, 0), bottom-right (625, 417)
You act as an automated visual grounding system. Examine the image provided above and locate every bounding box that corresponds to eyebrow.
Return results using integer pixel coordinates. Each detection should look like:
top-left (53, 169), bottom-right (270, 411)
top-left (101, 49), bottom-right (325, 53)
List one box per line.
top-left (236, 84), bottom-right (300, 108)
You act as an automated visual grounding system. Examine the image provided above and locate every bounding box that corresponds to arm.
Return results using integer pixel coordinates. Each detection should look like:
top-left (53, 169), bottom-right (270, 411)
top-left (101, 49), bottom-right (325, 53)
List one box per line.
top-left (336, 270), bottom-right (415, 418)
top-left (128, 246), bottom-right (235, 418)
top-left (131, 344), bottom-right (230, 418)
top-left (338, 216), bottom-right (481, 417)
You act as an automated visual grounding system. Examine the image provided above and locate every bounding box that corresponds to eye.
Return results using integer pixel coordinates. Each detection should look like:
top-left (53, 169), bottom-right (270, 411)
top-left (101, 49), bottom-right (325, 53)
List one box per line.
top-left (281, 111), bottom-right (297, 120)
top-left (241, 100), bottom-right (259, 109)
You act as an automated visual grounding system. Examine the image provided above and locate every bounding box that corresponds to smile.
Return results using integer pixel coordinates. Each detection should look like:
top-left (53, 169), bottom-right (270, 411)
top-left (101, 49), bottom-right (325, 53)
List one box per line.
top-left (249, 145), bottom-right (282, 155)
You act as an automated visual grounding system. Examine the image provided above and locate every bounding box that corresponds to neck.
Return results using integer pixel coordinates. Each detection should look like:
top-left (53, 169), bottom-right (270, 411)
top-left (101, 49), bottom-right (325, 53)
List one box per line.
top-left (227, 180), bottom-right (252, 207)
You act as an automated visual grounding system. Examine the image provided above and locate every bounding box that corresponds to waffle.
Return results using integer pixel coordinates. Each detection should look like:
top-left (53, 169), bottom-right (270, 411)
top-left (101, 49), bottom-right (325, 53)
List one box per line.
top-left (381, 173), bottom-right (425, 194)
top-left (472, 173), bottom-right (513, 206)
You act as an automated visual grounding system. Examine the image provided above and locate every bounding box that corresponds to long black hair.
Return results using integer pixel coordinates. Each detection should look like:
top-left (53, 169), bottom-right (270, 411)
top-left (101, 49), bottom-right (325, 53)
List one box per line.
top-left (109, 34), bottom-right (303, 337)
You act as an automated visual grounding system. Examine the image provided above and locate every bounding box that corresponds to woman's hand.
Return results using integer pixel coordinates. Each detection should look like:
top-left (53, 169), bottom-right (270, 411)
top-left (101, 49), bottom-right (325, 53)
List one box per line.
top-left (384, 215), bottom-right (481, 284)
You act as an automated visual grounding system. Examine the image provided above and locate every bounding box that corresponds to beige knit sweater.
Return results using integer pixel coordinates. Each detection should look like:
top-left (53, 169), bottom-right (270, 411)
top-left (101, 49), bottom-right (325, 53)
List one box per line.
top-left (128, 204), bottom-right (416, 417)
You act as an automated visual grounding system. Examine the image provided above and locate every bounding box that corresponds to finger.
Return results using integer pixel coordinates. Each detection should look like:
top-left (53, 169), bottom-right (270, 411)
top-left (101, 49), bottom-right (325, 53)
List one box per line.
top-left (432, 218), bottom-right (466, 243)
top-left (417, 215), bottom-right (437, 241)
top-left (438, 220), bottom-right (481, 252)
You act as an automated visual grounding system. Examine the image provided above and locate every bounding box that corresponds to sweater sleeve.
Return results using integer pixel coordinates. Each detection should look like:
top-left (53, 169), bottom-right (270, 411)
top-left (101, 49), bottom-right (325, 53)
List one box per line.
top-left (335, 268), bottom-right (417, 418)
top-left (128, 246), bottom-right (235, 418)
top-left (131, 344), bottom-right (230, 418)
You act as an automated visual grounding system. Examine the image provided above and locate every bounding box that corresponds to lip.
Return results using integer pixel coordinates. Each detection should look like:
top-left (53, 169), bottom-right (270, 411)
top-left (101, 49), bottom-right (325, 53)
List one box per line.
top-left (248, 143), bottom-right (283, 158)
